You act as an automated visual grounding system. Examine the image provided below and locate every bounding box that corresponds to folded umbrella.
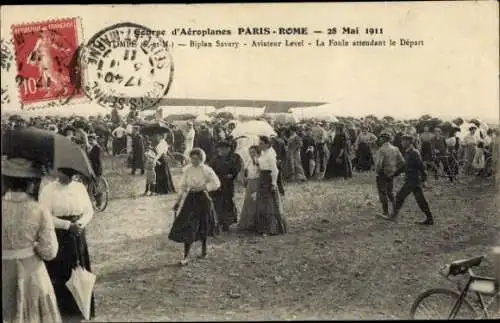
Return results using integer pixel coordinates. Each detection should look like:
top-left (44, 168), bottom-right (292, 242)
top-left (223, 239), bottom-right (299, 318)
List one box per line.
top-left (1, 128), bottom-right (95, 179)
top-left (65, 240), bottom-right (96, 321)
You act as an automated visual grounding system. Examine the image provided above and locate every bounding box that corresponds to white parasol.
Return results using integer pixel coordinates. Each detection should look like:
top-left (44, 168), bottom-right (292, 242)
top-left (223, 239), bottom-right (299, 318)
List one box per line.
top-left (231, 120), bottom-right (276, 138)
top-left (65, 239), bottom-right (96, 320)
top-left (195, 114), bottom-right (212, 123)
top-left (457, 122), bottom-right (486, 142)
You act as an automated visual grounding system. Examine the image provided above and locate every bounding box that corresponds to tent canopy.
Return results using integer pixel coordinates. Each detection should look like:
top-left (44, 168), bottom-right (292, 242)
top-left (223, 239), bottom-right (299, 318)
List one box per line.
top-left (219, 106), bottom-right (265, 117)
top-left (157, 106), bottom-right (215, 118)
top-left (290, 104), bottom-right (339, 122)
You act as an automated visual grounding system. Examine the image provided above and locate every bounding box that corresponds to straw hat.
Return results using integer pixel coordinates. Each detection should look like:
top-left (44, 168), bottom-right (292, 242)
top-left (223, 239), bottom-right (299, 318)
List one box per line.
top-left (1, 157), bottom-right (42, 178)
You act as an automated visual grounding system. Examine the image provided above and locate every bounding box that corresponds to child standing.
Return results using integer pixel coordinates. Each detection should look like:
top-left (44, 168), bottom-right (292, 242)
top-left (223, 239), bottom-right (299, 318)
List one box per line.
top-left (144, 144), bottom-right (158, 196)
top-left (472, 141), bottom-right (487, 177)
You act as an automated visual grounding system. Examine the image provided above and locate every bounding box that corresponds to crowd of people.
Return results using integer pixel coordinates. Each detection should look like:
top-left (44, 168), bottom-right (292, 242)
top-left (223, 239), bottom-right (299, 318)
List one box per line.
top-left (2, 109), bottom-right (499, 322)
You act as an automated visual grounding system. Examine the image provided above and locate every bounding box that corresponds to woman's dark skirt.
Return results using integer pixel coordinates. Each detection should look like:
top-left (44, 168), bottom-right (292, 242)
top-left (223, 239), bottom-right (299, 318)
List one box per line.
top-left (210, 179), bottom-right (237, 229)
top-left (112, 137), bottom-right (127, 155)
top-left (421, 141), bottom-right (433, 162)
top-left (168, 191), bottom-right (217, 244)
top-left (324, 150), bottom-right (353, 180)
top-left (355, 142), bottom-right (373, 171)
top-left (255, 170), bottom-right (287, 235)
top-left (153, 155), bottom-right (176, 194)
top-left (45, 228), bottom-right (95, 319)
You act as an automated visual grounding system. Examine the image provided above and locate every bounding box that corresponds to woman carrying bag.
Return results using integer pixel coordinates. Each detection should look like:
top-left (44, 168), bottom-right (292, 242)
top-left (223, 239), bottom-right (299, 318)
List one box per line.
top-left (38, 168), bottom-right (96, 321)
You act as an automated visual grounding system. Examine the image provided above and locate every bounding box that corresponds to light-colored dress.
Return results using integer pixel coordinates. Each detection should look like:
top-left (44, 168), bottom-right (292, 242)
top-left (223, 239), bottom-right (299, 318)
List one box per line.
top-left (238, 159), bottom-right (260, 231)
top-left (183, 127), bottom-right (196, 161)
top-left (145, 150), bottom-right (157, 185)
top-left (2, 192), bottom-right (62, 323)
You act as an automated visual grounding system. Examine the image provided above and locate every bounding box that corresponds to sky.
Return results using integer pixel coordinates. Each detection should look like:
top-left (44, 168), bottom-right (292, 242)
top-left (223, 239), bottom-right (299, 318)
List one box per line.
top-left (1, 2), bottom-right (498, 122)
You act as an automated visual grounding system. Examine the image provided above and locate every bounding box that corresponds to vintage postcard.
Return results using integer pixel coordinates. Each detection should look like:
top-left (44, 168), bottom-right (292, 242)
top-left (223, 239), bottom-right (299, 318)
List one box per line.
top-left (1, 2), bottom-right (499, 321)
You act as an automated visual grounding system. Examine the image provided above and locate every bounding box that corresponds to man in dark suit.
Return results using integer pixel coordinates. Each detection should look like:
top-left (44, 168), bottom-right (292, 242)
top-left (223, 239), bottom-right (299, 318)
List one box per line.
top-left (87, 133), bottom-right (103, 178)
top-left (270, 134), bottom-right (286, 195)
top-left (130, 126), bottom-right (145, 175)
top-left (386, 134), bottom-right (434, 225)
top-left (86, 133), bottom-right (104, 206)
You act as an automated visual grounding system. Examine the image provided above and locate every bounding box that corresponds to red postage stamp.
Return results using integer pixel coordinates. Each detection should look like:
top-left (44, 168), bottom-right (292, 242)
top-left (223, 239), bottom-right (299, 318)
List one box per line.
top-left (11, 17), bottom-right (84, 108)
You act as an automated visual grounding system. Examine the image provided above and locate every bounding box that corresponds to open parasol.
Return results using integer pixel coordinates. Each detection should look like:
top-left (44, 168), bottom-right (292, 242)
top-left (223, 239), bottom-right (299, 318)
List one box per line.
top-left (231, 120), bottom-right (276, 138)
top-left (65, 238), bottom-right (96, 320)
top-left (141, 120), bottom-right (171, 136)
top-left (1, 128), bottom-right (95, 179)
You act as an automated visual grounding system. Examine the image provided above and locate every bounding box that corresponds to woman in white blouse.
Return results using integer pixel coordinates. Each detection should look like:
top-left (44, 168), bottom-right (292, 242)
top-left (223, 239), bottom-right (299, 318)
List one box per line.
top-left (168, 148), bottom-right (220, 265)
top-left (152, 133), bottom-right (176, 195)
top-left (255, 136), bottom-right (287, 236)
top-left (238, 145), bottom-right (261, 231)
top-left (38, 168), bottom-right (96, 320)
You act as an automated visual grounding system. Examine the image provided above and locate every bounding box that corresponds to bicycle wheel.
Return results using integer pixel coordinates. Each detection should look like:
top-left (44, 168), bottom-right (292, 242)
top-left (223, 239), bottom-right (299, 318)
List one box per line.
top-left (92, 176), bottom-right (110, 212)
top-left (409, 288), bottom-right (476, 320)
top-left (423, 161), bottom-right (439, 183)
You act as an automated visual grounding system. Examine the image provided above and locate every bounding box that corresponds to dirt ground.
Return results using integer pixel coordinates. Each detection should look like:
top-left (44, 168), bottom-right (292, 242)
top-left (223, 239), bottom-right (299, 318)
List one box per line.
top-left (86, 155), bottom-right (498, 321)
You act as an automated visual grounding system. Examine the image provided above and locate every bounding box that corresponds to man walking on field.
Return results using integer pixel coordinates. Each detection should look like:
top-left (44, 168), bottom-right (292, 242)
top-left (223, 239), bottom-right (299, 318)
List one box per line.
top-left (384, 134), bottom-right (434, 225)
top-left (374, 130), bottom-right (405, 217)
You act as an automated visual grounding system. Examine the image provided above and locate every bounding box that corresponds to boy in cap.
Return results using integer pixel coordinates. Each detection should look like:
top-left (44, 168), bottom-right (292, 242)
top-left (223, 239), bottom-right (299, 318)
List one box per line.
top-left (374, 130), bottom-right (405, 217)
top-left (387, 134), bottom-right (434, 225)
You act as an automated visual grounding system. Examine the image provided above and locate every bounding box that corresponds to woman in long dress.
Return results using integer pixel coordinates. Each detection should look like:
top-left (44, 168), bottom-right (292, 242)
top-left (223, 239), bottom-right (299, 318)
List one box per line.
top-left (209, 140), bottom-right (242, 232)
top-left (168, 148), bottom-right (220, 265)
top-left (38, 168), bottom-right (96, 321)
top-left (324, 124), bottom-right (353, 180)
top-left (2, 158), bottom-right (62, 323)
top-left (354, 126), bottom-right (377, 171)
top-left (152, 133), bottom-right (176, 194)
top-left (462, 126), bottom-right (478, 175)
top-left (238, 145), bottom-right (261, 232)
top-left (255, 136), bottom-right (287, 236)
top-left (419, 126), bottom-right (434, 164)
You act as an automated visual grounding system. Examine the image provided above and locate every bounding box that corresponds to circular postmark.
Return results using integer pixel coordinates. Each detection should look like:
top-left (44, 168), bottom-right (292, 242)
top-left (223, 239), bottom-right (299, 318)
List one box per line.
top-left (80, 22), bottom-right (174, 111)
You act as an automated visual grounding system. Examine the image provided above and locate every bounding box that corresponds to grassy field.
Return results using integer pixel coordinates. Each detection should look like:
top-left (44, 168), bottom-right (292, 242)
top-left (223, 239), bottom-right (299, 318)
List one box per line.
top-left (86, 155), bottom-right (498, 321)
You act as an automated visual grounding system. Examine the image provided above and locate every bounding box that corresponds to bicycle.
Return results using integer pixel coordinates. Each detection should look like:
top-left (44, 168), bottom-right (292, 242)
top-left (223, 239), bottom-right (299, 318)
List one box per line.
top-left (87, 175), bottom-right (110, 212)
top-left (409, 255), bottom-right (499, 319)
top-left (423, 154), bottom-right (460, 184)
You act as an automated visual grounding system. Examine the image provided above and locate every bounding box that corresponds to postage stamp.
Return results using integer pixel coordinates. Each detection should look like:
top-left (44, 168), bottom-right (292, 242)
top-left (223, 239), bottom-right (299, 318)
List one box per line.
top-left (79, 22), bottom-right (174, 111)
top-left (11, 17), bottom-right (84, 108)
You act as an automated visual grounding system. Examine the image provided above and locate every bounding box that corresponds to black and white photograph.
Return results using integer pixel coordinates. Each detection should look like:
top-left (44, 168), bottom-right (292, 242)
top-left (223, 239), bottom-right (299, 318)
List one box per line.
top-left (1, 2), bottom-right (499, 321)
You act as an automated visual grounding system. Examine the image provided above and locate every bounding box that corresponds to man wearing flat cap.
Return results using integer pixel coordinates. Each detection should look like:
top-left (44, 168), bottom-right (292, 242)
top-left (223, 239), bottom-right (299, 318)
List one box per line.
top-left (374, 130), bottom-right (405, 217)
top-left (386, 134), bottom-right (434, 225)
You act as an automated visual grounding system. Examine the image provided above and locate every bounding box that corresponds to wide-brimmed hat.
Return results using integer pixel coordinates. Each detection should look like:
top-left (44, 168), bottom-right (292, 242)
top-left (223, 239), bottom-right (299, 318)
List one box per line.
top-left (379, 130), bottom-right (392, 139)
top-left (1, 157), bottom-right (42, 178)
top-left (401, 133), bottom-right (415, 141)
